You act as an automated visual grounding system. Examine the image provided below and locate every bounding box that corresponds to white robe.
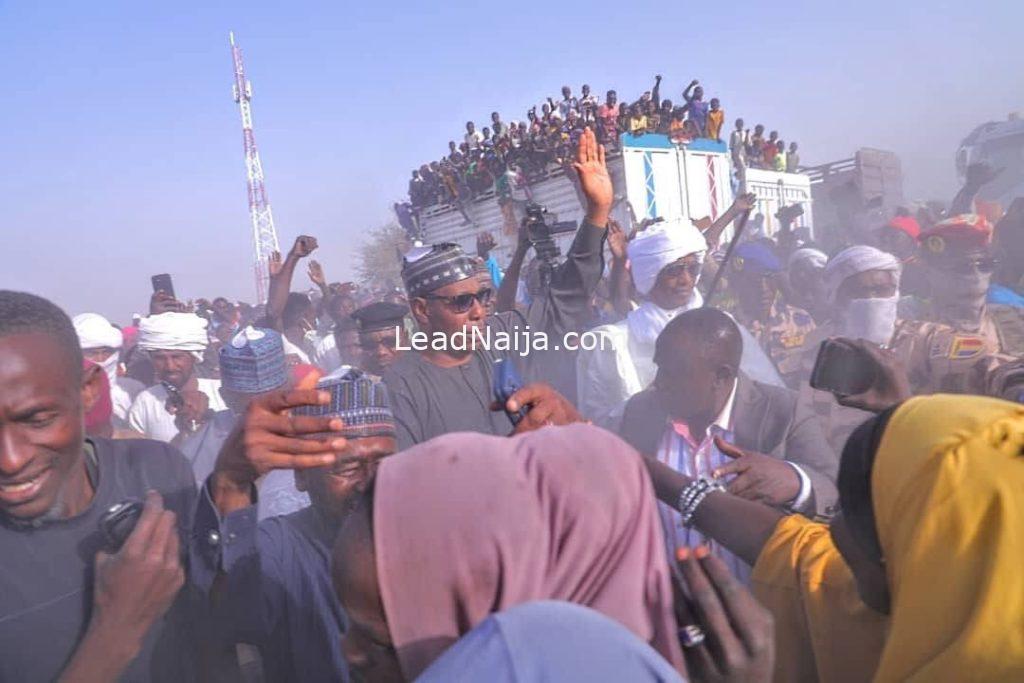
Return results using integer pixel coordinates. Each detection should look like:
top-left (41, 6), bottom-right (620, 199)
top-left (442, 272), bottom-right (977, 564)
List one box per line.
top-left (576, 294), bottom-right (786, 429)
top-left (127, 378), bottom-right (227, 443)
top-left (111, 376), bottom-right (145, 429)
top-left (576, 295), bottom-right (703, 429)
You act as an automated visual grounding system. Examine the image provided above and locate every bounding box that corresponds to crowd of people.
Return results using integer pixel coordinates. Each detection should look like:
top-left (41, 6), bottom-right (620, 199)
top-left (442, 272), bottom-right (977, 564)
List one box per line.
top-left (405, 75), bottom-right (801, 214)
top-left (2, 128), bottom-right (1024, 682)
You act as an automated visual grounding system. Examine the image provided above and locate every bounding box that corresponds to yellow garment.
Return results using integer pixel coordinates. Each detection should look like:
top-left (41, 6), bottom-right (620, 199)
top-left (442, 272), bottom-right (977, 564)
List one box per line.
top-left (871, 395), bottom-right (1024, 682)
top-left (752, 515), bottom-right (888, 683)
top-left (629, 115), bottom-right (648, 134)
top-left (706, 109), bottom-right (724, 140)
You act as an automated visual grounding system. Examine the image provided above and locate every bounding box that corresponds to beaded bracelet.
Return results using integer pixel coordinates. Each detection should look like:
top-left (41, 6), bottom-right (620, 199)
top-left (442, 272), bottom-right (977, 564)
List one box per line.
top-left (676, 476), bottom-right (726, 527)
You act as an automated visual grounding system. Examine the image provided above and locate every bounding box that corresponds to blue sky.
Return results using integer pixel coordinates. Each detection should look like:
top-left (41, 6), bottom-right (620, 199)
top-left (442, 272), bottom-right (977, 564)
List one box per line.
top-left (1, 0), bottom-right (1021, 322)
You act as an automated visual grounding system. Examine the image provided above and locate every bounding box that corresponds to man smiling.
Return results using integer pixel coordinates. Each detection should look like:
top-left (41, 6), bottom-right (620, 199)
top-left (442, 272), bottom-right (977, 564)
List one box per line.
top-left (0, 290), bottom-right (198, 682)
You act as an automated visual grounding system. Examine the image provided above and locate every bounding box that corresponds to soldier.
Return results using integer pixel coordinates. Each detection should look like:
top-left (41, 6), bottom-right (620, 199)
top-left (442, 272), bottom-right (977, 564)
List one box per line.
top-left (729, 240), bottom-right (816, 389)
top-left (914, 214), bottom-right (1024, 359)
top-left (800, 234), bottom-right (1021, 399)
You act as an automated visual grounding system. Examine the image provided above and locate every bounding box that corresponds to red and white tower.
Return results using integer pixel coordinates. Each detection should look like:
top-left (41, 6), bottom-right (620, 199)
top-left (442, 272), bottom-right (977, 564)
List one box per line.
top-left (229, 32), bottom-right (280, 304)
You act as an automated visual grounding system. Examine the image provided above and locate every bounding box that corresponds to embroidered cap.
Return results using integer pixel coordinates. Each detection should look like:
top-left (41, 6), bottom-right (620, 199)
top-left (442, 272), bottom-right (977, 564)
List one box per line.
top-left (292, 368), bottom-right (396, 439)
top-left (219, 326), bottom-right (287, 394)
top-left (401, 242), bottom-right (478, 297)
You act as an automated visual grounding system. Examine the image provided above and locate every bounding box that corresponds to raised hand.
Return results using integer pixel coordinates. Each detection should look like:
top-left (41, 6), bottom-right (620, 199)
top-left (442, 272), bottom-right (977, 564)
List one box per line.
top-left (308, 259), bottom-right (327, 287)
top-left (289, 235), bottom-right (319, 259)
top-left (711, 437), bottom-right (800, 506)
top-left (572, 127), bottom-right (613, 227)
top-left (149, 291), bottom-right (188, 315)
top-left (733, 192), bottom-right (757, 213)
top-left (607, 220), bottom-right (628, 262)
top-left (673, 546), bottom-right (774, 683)
top-left (476, 231), bottom-right (497, 258)
top-left (268, 250), bottom-right (283, 277)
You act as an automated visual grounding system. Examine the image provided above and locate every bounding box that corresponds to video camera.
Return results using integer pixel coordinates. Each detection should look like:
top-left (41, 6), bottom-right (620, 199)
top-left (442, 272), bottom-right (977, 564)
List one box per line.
top-left (523, 202), bottom-right (578, 289)
top-left (524, 202), bottom-right (577, 259)
top-left (775, 203), bottom-right (804, 225)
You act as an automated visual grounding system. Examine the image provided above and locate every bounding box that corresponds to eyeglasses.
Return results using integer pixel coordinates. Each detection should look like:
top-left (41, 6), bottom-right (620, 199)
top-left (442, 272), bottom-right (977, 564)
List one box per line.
top-left (932, 256), bottom-right (998, 274)
top-left (423, 287), bottom-right (493, 313)
top-left (660, 261), bottom-right (703, 280)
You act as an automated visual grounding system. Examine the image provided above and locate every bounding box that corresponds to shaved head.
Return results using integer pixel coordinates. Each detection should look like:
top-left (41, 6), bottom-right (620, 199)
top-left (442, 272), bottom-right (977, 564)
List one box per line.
top-left (0, 290), bottom-right (82, 380)
top-left (655, 307), bottom-right (742, 371)
top-left (654, 308), bottom-right (743, 425)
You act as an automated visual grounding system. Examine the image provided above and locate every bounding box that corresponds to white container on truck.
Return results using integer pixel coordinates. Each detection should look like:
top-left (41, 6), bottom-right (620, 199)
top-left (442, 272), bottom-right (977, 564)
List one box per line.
top-left (414, 133), bottom-right (814, 262)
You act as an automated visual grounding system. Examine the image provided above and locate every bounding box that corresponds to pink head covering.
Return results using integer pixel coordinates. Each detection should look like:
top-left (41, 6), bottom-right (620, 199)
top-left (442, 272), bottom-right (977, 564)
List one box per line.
top-left (120, 325), bottom-right (139, 349)
top-left (372, 424), bottom-right (684, 679)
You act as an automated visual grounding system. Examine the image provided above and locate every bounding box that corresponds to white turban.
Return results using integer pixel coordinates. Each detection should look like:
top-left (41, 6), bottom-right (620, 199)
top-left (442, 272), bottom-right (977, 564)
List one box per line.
top-left (787, 248), bottom-right (828, 273)
top-left (137, 312), bottom-right (209, 359)
top-left (823, 245), bottom-right (901, 303)
top-left (72, 313), bottom-right (122, 350)
top-left (627, 219), bottom-right (708, 295)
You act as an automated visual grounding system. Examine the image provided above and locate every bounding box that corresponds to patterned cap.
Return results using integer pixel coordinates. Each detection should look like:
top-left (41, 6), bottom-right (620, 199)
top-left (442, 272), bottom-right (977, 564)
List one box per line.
top-left (920, 214), bottom-right (993, 256)
top-left (401, 243), bottom-right (478, 297)
top-left (292, 368), bottom-right (396, 439)
top-left (219, 326), bottom-right (287, 394)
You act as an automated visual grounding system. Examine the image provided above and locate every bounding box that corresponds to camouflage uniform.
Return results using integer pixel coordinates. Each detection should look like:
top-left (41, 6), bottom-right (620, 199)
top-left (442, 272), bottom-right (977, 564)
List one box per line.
top-left (889, 317), bottom-right (1020, 395)
top-left (905, 213), bottom-right (1024, 389)
top-left (740, 301), bottom-right (817, 389)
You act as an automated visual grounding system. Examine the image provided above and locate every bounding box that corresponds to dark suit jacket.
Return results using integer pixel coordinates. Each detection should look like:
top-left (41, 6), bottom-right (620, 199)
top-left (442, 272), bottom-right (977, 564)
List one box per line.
top-left (618, 373), bottom-right (839, 516)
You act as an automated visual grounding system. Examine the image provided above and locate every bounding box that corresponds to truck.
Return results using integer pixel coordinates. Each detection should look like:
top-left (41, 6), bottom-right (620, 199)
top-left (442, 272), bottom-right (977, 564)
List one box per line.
top-left (955, 113), bottom-right (1024, 210)
top-left (414, 133), bottom-right (815, 265)
top-left (801, 148), bottom-right (904, 250)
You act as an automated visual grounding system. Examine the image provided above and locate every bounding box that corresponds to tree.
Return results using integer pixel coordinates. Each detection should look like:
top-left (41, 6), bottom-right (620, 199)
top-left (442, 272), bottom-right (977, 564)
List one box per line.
top-left (354, 221), bottom-right (410, 292)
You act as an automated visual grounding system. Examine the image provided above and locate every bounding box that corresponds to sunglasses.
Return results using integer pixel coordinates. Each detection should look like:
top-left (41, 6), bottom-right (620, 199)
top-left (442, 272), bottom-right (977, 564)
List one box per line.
top-left (932, 256), bottom-right (998, 275)
top-left (424, 287), bottom-right (493, 313)
top-left (660, 261), bottom-right (703, 280)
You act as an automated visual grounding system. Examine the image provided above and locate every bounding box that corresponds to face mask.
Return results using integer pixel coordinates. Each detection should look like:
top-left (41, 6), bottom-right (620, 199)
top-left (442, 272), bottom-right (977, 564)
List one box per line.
top-left (96, 352), bottom-right (120, 387)
top-left (839, 295), bottom-right (899, 346)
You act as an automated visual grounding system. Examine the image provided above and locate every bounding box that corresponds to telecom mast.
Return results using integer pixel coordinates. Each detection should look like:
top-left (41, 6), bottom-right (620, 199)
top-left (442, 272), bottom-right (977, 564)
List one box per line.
top-left (229, 32), bottom-right (280, 304)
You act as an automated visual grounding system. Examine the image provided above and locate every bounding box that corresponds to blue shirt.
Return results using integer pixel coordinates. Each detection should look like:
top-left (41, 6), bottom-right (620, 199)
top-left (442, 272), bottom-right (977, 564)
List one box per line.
top-left (418, 601), bottom-right (683, 682)
top-left (988, 283), bottom-right (1024, 309)
top-left (191, 485), bottom-right (348, 682)
top-left (687, 99), bottom-right (709, 134)
top-left (485, 254), bottom-right (504, 288)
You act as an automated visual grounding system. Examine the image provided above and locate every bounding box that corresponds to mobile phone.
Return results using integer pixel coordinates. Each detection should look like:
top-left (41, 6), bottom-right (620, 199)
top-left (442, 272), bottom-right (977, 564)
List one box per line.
top-left (809, 339), bottom-right (877, 397)
top-left (161, 380), bottom-right (185, 412)
top-left (151, 273), bottom-right (176, 299)
top-left (99, 500), bottom-right (144, 552)
top-left (492, 359), bottom-right (528, 425)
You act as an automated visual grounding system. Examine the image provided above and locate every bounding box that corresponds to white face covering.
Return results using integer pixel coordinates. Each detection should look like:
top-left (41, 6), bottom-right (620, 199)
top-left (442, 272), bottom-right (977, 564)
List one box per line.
top-left (838, 295), bottom-right (899, 346)
top-left (95, 351), bottom-right (120, 387)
